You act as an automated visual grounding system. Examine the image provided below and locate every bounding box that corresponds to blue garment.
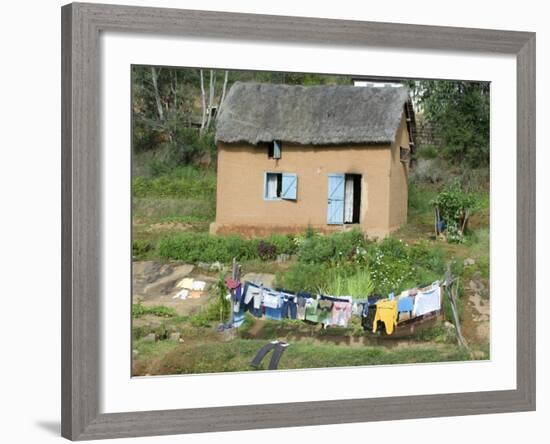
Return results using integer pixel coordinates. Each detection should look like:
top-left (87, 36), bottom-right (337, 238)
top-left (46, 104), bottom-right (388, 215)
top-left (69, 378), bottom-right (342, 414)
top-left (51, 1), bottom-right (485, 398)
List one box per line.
top-left (281, 295), bottom-right (297, 319)
top-left (232, 307), bottom-right (246, 327)
top-left (265, 306), bottom-right (283, 320)
top-left (234, 284), bottom-right (242, 303)
top-left (397, 296), bottom-right (414, 313)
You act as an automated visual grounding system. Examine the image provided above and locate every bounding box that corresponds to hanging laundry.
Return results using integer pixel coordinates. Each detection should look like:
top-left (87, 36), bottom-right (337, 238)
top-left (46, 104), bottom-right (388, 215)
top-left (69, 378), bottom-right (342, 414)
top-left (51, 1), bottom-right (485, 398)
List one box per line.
top-left (331, 301), bottom-right (353, 327)
top-left (372, 299), bottom-right (398, 335)
top-left (361, 304), bottom-right (377, 332)
top-left (262, 291), bottom-right (281, 309)
top-left (304, 298), bottom-right (319, 323)
top-left (224, 278), bottom-right (240, 290)
top-left (397, 295), bottom-right (415, 313)
top-left (296, 292), bottom-right (311, 320)
top-left (361, 294), bottom-right (384, 319)
top-left (280, 292), bottom-right (297, 320)
top-left (233, 308), bottom-right (245, 327)
top-left (264, 291), bottom-right (284, 320)
top-left (317, 299), bottom-right (334, 326)
top-left (412, 283), bottom-right (441, 317)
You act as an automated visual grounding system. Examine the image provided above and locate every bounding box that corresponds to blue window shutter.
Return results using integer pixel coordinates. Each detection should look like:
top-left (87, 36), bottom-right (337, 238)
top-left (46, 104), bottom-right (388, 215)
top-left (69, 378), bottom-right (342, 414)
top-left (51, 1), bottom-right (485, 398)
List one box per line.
top-left (281, 173), bottom-right (297, 200)
top-left (327, 174), bottom-right (345, 224)
top-left (273, 141), bottom-right (282, 159)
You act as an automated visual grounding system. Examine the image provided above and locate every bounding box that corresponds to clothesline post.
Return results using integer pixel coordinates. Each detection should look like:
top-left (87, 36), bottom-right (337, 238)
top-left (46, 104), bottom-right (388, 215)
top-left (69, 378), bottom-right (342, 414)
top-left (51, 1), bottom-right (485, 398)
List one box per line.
top-left (444, 268), bottom-right (468, 348)
top-left (229, 257), bottom-right (241, 328)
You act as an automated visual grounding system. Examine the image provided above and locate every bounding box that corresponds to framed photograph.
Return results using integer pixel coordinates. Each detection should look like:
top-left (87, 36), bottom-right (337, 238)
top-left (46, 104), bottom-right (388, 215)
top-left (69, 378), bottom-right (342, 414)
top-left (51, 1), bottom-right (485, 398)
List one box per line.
top-left (61, 2), bottom-right (535, 440)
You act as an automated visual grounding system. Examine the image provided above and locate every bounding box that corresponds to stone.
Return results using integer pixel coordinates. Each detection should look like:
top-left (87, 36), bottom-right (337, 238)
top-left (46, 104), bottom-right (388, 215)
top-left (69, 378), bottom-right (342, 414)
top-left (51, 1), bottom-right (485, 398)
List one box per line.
top-left (443, 321), bottom-right (456, 331)
top-left (276, 253), bottom-right (290, 263)
top-left (147, 319), bottom-right (162, 329)
top-left (210, 261), bottom-right (223, 272)
top-left (471, 350), bottom-right (487, 360)
top-left (169, 332), bottom-right (181, 342)
top-left (142, 333), bottom-right (156, 343)
top-left (198, 261), bottom-right (211, 270)
top-left (241, 272), bottom-right (276, 289)
top-left (464, 258), bottom-right (476, 266)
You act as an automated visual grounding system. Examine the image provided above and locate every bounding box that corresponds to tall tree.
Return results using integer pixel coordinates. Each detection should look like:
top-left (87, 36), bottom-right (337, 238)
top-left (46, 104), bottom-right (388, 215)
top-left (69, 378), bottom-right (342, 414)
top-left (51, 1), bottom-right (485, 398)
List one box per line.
top-left (414, 80), bottom-right (490, 167)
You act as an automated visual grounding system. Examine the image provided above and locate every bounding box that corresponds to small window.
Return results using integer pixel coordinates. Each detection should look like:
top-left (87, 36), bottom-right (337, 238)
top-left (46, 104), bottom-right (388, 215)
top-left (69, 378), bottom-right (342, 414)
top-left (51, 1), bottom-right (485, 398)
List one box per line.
top-left (400, 147), bottom-right (410, 163)
top-left (265, 173), bottom-right (282, 199)
top-left (265, 172), bottom-right (297, 200)
top-left (268, 140), bottom-right (282, 159)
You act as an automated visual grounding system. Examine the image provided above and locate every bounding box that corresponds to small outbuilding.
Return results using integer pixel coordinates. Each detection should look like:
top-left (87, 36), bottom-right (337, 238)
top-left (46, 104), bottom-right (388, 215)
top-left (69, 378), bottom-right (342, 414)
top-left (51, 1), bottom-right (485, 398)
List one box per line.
top-left (211, 82), bottom-right (416, 238)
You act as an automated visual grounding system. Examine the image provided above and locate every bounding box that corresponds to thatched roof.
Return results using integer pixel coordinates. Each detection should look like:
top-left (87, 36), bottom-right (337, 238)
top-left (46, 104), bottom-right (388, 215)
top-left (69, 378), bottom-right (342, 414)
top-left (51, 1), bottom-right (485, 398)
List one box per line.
top-left (215, 82), bottom-right (411, 146)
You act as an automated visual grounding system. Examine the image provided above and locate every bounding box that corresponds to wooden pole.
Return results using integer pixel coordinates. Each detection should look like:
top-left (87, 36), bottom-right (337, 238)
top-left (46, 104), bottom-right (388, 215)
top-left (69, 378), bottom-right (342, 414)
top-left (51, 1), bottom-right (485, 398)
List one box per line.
top-left (444, 269), bottom-right (468, 348)
top-left (229, 257), bottom-right (237, 326)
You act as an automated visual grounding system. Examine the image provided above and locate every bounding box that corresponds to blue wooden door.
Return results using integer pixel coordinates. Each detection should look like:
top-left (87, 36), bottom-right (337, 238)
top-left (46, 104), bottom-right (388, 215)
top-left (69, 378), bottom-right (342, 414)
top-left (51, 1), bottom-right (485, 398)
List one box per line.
top-left (327, 174), bottom-right (345, 224)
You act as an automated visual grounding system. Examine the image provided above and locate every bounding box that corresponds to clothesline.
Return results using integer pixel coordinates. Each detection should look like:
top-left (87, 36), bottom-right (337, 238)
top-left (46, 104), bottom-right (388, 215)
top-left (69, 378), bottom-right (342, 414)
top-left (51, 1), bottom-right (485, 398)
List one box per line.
top-left (225, 277), bottom-right (442, 336)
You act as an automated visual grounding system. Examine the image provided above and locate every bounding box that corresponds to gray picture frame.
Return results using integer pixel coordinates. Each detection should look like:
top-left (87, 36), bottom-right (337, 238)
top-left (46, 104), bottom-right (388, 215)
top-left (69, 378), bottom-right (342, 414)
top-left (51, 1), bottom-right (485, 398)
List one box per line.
top-left (61, 2), bottom-right (536, 440)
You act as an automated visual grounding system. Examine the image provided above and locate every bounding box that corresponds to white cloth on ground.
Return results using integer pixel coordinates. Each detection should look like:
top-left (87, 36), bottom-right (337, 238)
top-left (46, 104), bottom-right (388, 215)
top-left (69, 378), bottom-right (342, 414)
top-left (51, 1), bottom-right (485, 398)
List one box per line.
top-left (173, 289), bottom-right (189, 300)
top-left (176, 278), bottom-right (194, 289)
top-left (191, 280), bottom-right (206, 291)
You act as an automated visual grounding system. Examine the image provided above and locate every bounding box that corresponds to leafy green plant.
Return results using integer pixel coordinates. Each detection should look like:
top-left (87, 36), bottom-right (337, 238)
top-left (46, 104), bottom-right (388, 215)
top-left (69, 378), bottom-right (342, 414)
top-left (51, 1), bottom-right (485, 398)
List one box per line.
top-left (417, 144), bottom-right (438, 159)
top-left (368, 238), bottom-right (413, 295)
top-left (157, 232), bottom-right (297, 264)
top-left (431, 182), bottom-right (479, 243)
top-left (132, 239), bottom-right (154, 260)
top-left (297, 229), bottom-right (366, 264)
top-left (274, 262), bottom-right (330, 294)
top-left (321, 268), bottom-right (374, 299)
top-left (215, 272), bottom-right (230, 323)
top-left (132, 303), bottom-right (177, 319)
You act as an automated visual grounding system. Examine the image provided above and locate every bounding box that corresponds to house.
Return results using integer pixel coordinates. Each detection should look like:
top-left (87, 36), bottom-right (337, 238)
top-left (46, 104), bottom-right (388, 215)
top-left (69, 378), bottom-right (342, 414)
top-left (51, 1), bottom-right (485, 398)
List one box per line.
top-left (211, 81), bottom-right (416, 238)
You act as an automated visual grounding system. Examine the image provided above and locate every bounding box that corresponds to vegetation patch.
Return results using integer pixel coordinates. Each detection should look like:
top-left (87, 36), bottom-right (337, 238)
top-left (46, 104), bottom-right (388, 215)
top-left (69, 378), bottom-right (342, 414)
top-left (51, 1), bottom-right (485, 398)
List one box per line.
top-left (132, 303), bottom-right (178, 319)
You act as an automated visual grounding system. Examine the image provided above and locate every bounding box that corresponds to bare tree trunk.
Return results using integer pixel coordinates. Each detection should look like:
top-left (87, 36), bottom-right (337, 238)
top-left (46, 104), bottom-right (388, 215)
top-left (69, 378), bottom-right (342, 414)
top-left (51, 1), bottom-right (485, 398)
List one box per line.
top-left (171, 70), bottom-right (177, 110)
top-left (150, 67), bottom-right (164, 122)
top-left (199, 69), bottom-right (207, 136)
top-left (216, 70), bottom-right (229, 116)
top-left (205, 70), bottom-right (216, 131)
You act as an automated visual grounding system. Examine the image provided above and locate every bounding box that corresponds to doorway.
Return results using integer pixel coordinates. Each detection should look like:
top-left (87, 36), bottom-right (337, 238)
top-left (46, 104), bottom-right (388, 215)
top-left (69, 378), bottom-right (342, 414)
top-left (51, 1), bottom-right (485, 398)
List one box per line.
top-left (344, 174), bottom-right (362, 224)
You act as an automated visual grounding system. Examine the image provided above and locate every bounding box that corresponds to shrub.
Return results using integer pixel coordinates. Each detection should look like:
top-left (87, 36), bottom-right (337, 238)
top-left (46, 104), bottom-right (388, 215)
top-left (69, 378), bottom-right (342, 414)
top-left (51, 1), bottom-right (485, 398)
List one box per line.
top-left (132, 303), bottom-right (177, 319)
top-left (132, 239), bottom-right (154, 260)
top-left (321, 268), bottom-right (374, 299)
top-left (132, 165), bottom-right (216, 199)
top-left (368, 238), bottom-right (413, 295)
top-left (264, 234), bottom-right (297, 255)
top-left (158, 233), bottom-right (258, 263)
top-left (431, 182), bottom-right (479, 243)
top-left (274, 262), bottom-right (330, 294)
top-left (257, 240), bottom-right (277, 260)
top-left (297, 229), bottom-right (366, 264)
top-left (417, 144), bottom-right (438, 159)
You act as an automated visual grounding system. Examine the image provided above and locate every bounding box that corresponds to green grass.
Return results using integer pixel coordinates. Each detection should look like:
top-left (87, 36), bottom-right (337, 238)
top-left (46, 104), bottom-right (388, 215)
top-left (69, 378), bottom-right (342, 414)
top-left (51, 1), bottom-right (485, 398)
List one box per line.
top-left (133, 196), bottom-right (215, 225)
top-left (145, 339), bottom-right (473, 375)
top-left (132, 165), bottom-right (216, 199)
top-left (132, 303), bottom-right (178, 319)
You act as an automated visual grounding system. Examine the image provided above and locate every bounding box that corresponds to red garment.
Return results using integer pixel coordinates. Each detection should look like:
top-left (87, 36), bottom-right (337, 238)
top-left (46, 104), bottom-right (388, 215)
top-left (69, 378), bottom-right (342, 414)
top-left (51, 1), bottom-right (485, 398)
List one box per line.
top-left (224, 278), bottom-right (240, 290)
